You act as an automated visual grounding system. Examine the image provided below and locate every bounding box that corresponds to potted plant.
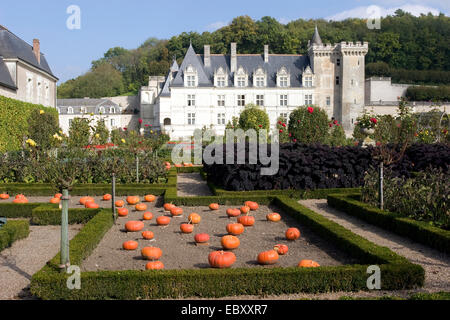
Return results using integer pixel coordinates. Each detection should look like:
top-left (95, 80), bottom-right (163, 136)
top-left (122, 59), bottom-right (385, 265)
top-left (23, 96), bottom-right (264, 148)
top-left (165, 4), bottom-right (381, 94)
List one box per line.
top-left (356, 112), bottom-right (378, 135)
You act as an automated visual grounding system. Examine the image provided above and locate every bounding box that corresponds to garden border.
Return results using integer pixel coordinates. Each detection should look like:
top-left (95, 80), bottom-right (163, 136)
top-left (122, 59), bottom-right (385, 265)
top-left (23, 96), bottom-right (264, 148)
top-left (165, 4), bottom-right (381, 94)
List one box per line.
top-left (0, 220), bottom-right (30, 252)
top-left (328, 193), bottom-right (450, 254)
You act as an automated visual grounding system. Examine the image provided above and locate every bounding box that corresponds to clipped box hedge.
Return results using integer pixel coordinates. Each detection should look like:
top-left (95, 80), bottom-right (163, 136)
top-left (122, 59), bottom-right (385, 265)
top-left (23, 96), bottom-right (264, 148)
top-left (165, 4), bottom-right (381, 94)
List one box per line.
top-left (0, 220), bottom-right (30, 252)
top-left (30, 194), bottom-right (424, 300)
top-left (328, 193), bottom-right (450, 254)
top-left (31, 206), bottom-right (102, 225)
top-left (0, 202), bottom-right (56, 218)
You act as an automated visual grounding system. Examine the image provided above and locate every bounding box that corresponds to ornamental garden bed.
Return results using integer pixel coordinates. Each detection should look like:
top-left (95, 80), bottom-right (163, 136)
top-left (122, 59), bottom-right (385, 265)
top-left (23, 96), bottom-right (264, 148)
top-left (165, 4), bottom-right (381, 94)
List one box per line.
top-left (82, 197), bottom-right (356, 271)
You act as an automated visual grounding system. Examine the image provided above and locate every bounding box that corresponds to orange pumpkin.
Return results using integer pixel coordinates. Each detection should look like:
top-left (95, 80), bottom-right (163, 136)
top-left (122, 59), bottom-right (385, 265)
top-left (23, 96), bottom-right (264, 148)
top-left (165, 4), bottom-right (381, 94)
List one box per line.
top-left (80, 196), bottom-right (94, 205)
top-left (240, 206), bottom-right (250, 214)
top-left (245, 201), bottom-right (259, 211)
top-left (115, 200), bottom-right (125, 208)
top-left (125, 221), bottom-right (145, 232)
top-left (103, 194), bottom-right (112, 201)
top-left (141, 247), bottom-right (162, 260)
top-left (85, 202), bottom-right (99, 209)
top-left (13, 197), bottom-right (28, 204)
top-left (126, 196), bottom-right (140, 205)
top-left (15, 194), bottom-right (26, 199)
top-left (156, 216), bottom-right (171, 226)
top-left (180, 223), bottom-right (194, 234)
top-left (267, 213), bottom-right (281, 222)
top-left (170, 207), bottom-right (183, 217)
top-left (226, 223), bottom-right (245, 236)
top-left (226, 208), bottom-right (241, 218)
top-left (50, 197), bottom-right (60, 204)
top-left (123, 240), bottom-right (139, 251)
top-left (209, 203), bottom-right (220, 211)
top-left (298, 260), bottom-right (320, 268)
top-left (221, 235), bottom-right (240, 250)
top-left (163, 203), bottom-right (175, 212)
top-left (274, 244), bottom-right (289, 255)
top-left (117, 208), bottom-right (129, 217)
top-left (286, 228), bottom-right (301, 241)
top-left (175, 164), bottom-right (182, 168)
top-left (142, 212), bottom-right (153, 221)
top-left (194, 233), bottom-right (210, 244)
top-left (209, 251), bottom-right (236, 268)
top-left (55, 193), bottom-right (63, 199)
top-left (144, 194), bottom-right (156, 203)
top-left (257, 250), bottom-right (279, 265)
top-left (146, 261), bottom-right (164, 270)
top-left (188, 213), bottom-right (201, 224)
top-left (0, 194), bottom-right (10, 200)
top-left (237, 215), bottom-right (255, 227)
top-left (135, 203), bottom-right (148, 212)
top-left (142, 231), bottom-right (155, 240)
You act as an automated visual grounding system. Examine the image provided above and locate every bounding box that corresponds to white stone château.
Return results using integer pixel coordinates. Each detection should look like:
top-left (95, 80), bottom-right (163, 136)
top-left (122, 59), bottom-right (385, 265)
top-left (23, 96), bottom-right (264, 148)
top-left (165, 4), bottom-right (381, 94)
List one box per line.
top-left (140, 27), bottom-right (369, 139)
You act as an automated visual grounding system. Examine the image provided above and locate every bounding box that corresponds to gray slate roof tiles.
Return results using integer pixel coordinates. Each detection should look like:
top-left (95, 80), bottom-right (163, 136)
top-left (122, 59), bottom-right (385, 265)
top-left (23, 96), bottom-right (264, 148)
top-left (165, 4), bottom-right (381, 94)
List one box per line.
top-left (0, 57), bottom-right (16, 89)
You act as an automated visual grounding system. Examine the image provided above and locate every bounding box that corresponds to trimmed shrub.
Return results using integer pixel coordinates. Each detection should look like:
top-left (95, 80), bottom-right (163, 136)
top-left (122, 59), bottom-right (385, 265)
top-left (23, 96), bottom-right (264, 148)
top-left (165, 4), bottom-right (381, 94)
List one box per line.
top-left (288, 106), bottom-right (330, 144)
top-left (31, 207), bottom-right (101, 225)
top-left (406, 86), bottom-right (450, 102)
top-left (0, 220), bottom-right (30, 252)
top-left (238, 104), bottom-right (270, 132)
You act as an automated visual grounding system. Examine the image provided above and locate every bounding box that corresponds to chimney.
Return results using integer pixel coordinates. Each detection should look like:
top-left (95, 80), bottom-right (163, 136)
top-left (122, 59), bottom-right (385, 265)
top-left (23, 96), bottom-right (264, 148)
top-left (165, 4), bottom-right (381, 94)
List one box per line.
top-left (264, 45), bottom-right (269, 63)
top-left (204, 45), bottom-right (211, 67)
top-left (33, 39), bottom-right (40, 64)
top-left (230, 42), bottom-right (237, 73)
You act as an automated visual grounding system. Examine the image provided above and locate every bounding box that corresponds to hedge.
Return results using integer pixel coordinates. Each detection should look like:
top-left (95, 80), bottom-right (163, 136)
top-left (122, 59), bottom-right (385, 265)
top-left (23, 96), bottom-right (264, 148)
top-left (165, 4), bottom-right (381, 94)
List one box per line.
top-left (328, 193), bottom-right (450, 254)
top-left (0, 95), bottom-right (59, 153)
top-left (30, 195), bottom-right (424, 299)
top-left (31, 206), bottom-right (102, 225)
top-left (0, 203), bottom-right (55, 218)
top-left (0, 220), bottom-right (30, 252)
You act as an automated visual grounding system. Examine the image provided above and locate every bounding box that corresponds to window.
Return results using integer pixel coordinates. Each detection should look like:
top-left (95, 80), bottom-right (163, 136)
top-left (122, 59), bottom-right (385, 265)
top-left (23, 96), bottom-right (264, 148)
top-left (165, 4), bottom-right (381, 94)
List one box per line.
top-left (110, 107), bottom-right (116, 114)
top-left (255, 76), bottom-right (265, 87)
top-left (217, 95), bottom-right (225, 107)
top-left (67, 107), bottom-right (74, 114)
top-left (111, 119), bottom-right (116, 127)
top-left (80, 107), bottom-right (87, 114)
top-left (237, 95), bottom-right (246, 106)
top-left (256, 95), bottom-right (264, 106)
top-left (305, 94), bottom-right (313, 105)
top-left (187, 75), bottom-right (196, 87)
top-left (351, 79), bottom-right (354, 86)
top-left (217, 76), bottom-right (226, 87)
top-left (280, 95), bottom-right (288, 106)
top-left (304, 76), bottom-right (313, 87)
top-left (164, 118), bottom-right (171, 126)
top-left (336, 76), bottom-right (340, 85)
top-left (237, 77), bottom-right (246, 87)
top-left (337, 59), bottom-right (341, 66)
top-left (188, 113), bottom-right (196, 125)
top-left (217, 113), bottom-right (226, 125)
top-left (99, 107), bottom-right (105, 114)
top-left (280, 113), bottom-right (288, 121)
top-left (187, 94), bottom-right (196, 107)
top-left (326, 96), bottom-right (331, 106)
top-left (279, 76), bottom-right (288, 87)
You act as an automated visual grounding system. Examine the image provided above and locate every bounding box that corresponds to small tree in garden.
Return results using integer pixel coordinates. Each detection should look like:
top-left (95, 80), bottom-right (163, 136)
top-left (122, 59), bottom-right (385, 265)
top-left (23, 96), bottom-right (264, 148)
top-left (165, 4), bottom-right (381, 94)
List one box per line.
top-left (92, 120), bottom-right (109, 145)
top-left (226, 116), bottom-right (240, 130)
top-left (68, 118), bottom-right (92, 148)
top-left (288, 106), bottom-right (329, 144)
top-left (327, 122), bottom-right (351, 146)
top-left (276, 116), bottom-right (291, 143)
top-left (238, 104), bottom-right (270, 132)
top-left (27, 109), bottom-right (62, 150)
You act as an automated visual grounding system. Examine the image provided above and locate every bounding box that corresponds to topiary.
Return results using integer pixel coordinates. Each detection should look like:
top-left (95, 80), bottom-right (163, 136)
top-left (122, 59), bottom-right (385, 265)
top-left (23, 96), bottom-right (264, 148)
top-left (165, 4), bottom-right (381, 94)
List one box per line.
top-left (238, 104), bottom-right (270, 133)
top-left (288, 106), bottom-right (330, 144)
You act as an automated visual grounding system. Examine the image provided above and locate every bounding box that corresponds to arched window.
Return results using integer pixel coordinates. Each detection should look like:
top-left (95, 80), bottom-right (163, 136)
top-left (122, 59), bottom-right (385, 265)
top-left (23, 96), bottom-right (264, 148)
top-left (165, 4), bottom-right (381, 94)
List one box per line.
top-left (67, 107), bottom-right (74, 114)
top-left (164, 118), bottom-right (172, 126)
top-left (99, 107), bottom-right (105, 114)
top-left (110, 107), bottom-right (116, 114)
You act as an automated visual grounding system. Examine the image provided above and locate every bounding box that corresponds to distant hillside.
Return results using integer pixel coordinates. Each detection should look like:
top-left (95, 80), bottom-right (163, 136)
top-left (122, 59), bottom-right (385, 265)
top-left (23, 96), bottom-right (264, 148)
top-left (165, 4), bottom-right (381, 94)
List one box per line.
top-left (58, 10), bottom-right (450, 99)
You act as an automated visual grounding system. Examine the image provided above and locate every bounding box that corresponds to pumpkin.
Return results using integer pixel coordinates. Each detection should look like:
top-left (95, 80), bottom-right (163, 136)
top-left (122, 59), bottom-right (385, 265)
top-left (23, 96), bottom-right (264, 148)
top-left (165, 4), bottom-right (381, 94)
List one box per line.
top-left (245, 201), bottom-right (259, 211)
top-left (80, 196), bottom-right (94, 205)
top-left (115, 200), bottom-right (125, 208)
top-left (194, 233), bottom-right (210, 244)
top-left (170, 207), bottom-right (183, 217)
top-left (164, 161), bottom-right (171, 167)
top-left (0, 194), bottom-right (10, 200)
top-left (298, 260), bottom-right (320, 268)
top-left (103, 194), bottom-right (112, 201)
top-left (125, 221), bottom-right (145, 232)
top-left (85, 202), bottom-right (99, 209)
top-left (13, 198), bottom-right (28, 204)
top-left (55, 193), bottom-right (63, 199)
top-left (50, 197), bottom-right (60, 204)
top-left (240, 206), bottom-right (250, 214)
top-left (226, 208), bottom-right (241, 218)
top-left (267, 213), bottom-right (281, 222)
top-left (286, 228), bottom-right (301, 241)
top-left (126, 196), bottom-right (140, 205)
top-left (15, 194), bottom-right (26, 199)
top-left (237, 215), bottom-right (255, 227)
top-left (141, 247), bottom-right (162, 260)
top-left (274, 244), bottom-right (289, 255)
top-left (117, 208), bottom-right (129, 217)
top-left (146, 261), bottom-right (164, 270)
top-left (156, 216), bottom-right (171, 226)
top-left (208, 251), bottom-right (236, 269)
top-left (142, 231), bottom-right (155, 240)
top-left (144, 194), bottom-right (156, 203)
top-left (209, 203), bottom-right (219, 211)
top-left (221, 235), bottom-right (240, 250)
top-left (143, 212), bottom-right (153, 221)
top-left (257, 250), bottom-right (279, 265)
top-left (188, 213), bottom-right (201, 224)
top-left (135, 203), bottom-right (148, 212)
top-left (122, 240), bottom-right (139, 251)
top-left (226, 223), bottom-right (245, 236)
top-left (175, 164), bottom-right (182, 168)
top-left (163, 203), bottom-right (175, 212)
top-left (180, 223), bottom-right (194, 234)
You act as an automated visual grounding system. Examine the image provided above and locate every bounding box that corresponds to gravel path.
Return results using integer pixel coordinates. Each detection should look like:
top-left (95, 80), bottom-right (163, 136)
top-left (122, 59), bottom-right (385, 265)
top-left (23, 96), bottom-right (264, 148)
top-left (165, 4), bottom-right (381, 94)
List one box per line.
top-left (299, 199), bottom-right (450, 292)
top-left (177, 173), bottom-right (213, 197)
top-left (0, 224), bottom-right (82, 300)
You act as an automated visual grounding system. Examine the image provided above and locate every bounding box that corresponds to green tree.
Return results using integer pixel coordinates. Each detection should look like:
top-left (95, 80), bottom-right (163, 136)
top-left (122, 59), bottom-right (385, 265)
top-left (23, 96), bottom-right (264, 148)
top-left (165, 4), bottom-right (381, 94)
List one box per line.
top-left (288, 106), bottom-right (330, 144)
top-left (92, 120), bottom-right (110, 145)
top-left (27, 109), bottom-right (61, 150)
top-left (238, 104), bottom-right (270, 132)
top-left (68, 118), bottom-right (91, 148)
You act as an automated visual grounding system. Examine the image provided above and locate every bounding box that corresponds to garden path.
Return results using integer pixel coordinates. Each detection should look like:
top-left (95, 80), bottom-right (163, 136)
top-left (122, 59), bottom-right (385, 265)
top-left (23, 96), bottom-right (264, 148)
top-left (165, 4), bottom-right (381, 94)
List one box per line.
top-left (299, 199), bottom-right (450, 292)
top-left (177, 173), bottom-right (213, 197)
top-left (0, 224), bottom-right (81, 300)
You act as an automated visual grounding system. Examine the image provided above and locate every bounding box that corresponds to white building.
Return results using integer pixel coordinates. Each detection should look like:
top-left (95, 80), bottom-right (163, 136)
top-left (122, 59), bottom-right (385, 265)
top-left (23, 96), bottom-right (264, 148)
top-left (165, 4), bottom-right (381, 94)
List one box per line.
top-left (140, 27), bottom-right (368, 139)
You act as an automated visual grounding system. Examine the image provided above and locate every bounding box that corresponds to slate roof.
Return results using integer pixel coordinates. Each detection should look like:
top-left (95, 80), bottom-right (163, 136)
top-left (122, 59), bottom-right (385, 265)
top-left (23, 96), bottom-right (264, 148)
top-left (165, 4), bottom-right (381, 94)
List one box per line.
top-left (0, 25), bottom-right (56, 79)
top-left (57, 98), bottom-right (120, 115)
top-left (311, 25), bottom-right (323, 45)
top-left (0, 56), bottom-right (16, 89)
top-left (170, 43), bottom-right (310, 90)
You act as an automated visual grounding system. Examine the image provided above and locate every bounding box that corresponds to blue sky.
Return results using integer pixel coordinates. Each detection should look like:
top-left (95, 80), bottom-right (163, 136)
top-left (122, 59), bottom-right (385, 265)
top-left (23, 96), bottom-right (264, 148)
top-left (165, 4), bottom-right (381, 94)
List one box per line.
top-left (1, 0), bottom-right (448, 83)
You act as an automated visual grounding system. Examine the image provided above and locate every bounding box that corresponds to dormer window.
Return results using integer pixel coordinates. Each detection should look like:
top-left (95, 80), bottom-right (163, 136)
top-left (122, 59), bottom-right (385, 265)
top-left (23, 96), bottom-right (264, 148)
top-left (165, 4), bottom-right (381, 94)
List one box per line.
top-left (302, 66), bottom-right (314, 87)
top-left (185, 65), bottom-right (198, 87)
top-left (234, 67), bottom-right (248, 88)
top-left (237, 77), bottom-right (246, 87)
top-left (214, 67), bottom-right (228, 87)
top-left (277, 67), bottom-right (290, 88)
top-left (80, 107), bottom-right (87, 114)
top-left (253, 67), bottom-right (266, 87)
top-left (67, 107), bottom-right (74, 114)
top-left (304, 76), bottom-right (313, 87)
top-left (99, 107), bottom-right (105, 114)
top-left (110, 107), bottom-right (116, 114)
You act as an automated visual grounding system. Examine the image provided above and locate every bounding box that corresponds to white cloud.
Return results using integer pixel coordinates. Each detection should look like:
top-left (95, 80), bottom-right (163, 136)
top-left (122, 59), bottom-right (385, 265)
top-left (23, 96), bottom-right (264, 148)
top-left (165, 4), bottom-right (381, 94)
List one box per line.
top-left (205, 21), bottom-right (229, 32)
top-left (326, 4), bottom-right (444, 21)
top-left (277, 17), bottom-right (293, 25)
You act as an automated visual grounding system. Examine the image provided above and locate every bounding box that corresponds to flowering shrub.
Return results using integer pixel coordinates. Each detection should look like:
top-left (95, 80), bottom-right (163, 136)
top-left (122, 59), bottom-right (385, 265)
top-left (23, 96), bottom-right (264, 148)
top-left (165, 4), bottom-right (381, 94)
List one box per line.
top-left (288, 106), bottom-right (330, 144)
top-left (238, 104), bottom-right (270, 132)
top-left (276, 116), bottom-right (291, 143)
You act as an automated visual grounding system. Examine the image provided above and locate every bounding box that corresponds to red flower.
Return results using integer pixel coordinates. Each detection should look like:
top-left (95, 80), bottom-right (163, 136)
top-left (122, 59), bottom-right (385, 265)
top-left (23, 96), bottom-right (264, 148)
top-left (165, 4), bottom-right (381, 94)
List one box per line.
top-left (145, 125), bottom-right (149, 127)
top-left (259, 125), bottom-right (263, 128)
top-left (329, 123), bottom-right (333, 128)
top-left (336, 124), bottom-right (340, 127)
top-left (293, 139), bottom-right (297, 143)
top-left (333, 120), bottom-right (338, 125)
top-left (278, 121), bottom-right (282, 125)
top-left (289, 133), bottom-right (292, 137)
top-left (376, 142), bottom-right (382, 146)
top-left (297, 120), bottom-right (301, 123)
top-left (279, 129), bottom-right (283, 133)
top-left (123, 128), bottom-right (128, 131)
top-left (139, 118), bottom-right (143, 124)
top-left (307, 107), bottom-right (314, 114)
top-left (370, 118), bottom-right (378, 124)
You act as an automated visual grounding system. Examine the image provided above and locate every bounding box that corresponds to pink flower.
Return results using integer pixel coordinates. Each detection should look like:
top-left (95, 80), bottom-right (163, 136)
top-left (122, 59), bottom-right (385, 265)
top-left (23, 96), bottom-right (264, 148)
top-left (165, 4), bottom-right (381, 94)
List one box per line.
top-left (139, 118), bottom-right (143, 124)
top-left (289, 133), bottom-right (292, 137)
top-left (307, 107), bottom-right (314, 114)
top-left (297, 120), bottom-right (301, 124)
top-left (293, 139), bottom-right (297, 143)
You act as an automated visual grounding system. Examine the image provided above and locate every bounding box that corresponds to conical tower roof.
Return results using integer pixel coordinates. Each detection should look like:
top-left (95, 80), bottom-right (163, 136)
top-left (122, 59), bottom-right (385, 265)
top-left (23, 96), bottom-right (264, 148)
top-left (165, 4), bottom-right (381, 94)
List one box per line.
top-left (311, 25), bottom-right (323, 46)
